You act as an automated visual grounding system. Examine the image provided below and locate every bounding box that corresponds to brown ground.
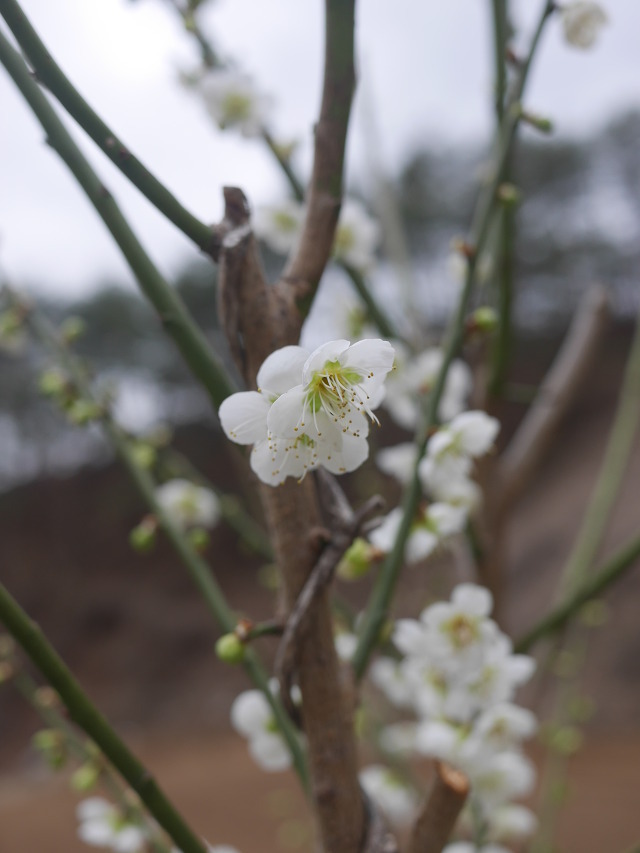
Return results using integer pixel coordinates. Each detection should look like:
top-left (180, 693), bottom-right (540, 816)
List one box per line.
top-left (1, 326), bottom-right (639, 851)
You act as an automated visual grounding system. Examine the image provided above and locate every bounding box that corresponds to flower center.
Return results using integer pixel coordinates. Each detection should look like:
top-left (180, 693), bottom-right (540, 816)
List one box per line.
top-left (305, 359), bottom-right (370, 427)
top-left (334, 225), bottom-right (355, 257)
top-left (221, 91), bottom-right (252, 123)
top-left (273, 210), bottom-right (299, 232)
top-left (443, 614), bottom-right (478, 649)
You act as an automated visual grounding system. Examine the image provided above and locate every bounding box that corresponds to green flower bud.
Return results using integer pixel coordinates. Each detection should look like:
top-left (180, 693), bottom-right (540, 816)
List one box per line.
top-left (0, 309), bottom-right (23, 340)
top-left (579, 599), bottom-right (609, 628)
top-left (468, 306), bottom-right (499, 336)
top-left (497, 182), bottom-right (521, 206)
top-left (131, 442), bottom-right (156, 470)
top-left (188, 527), bottom-right (210, 553)
top-left (32, 729), bottom-right (67, 770)
top-left (215, 633), bottom-right (245, 665)
top-left (0, 661), bottom-right (13, 683)
top-left (337, 538), bottom-right (376, 581)
top-left (129, 517), bottom-right (157, 553)
top-left (71, 762), bottom-right (101, 792)
top-left (550, 724), bottom-right (583, 756)
top-left (66, 399), bottom-right (103, 426)
top-left (59, 316), bottom-right (86, 344)
top-left (39, 368), bottom-right (68, 398)
top-left (521, 110), bottom-right (554, 134)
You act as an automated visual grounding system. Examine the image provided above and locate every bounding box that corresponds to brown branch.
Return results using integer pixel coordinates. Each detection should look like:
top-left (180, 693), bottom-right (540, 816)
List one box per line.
top-left (274, 491), bottom-right (384, 717)
top-left (497, 285), bottom-right (609, 510)
top-left (278, 0), bottom-right (356, 316)
top-left (216, 190), bottom-right (370, 852)
top-left (407, 762), bottom-right (469, 853)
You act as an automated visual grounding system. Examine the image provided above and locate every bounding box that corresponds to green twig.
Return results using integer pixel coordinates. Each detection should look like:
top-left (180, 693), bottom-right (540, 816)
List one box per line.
top-left (514, 533), bottom-right (640, 653)
top-left (0, 582), bottom-right (208, 853)
top-left (0, 0), bottom-right (215, 253)
top-left (352, 0), bottom-right (555, 680)
top-left (560, 316), bottom-right (640, 595)
top-left (0, 30), bottom-right (234, 410)
top-left (18, 300), bottom-right (308, 789)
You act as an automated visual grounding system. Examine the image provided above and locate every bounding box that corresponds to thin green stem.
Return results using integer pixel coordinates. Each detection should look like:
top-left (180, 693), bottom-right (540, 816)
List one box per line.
top-left (491, 0), bottom-right (508, 122)
top-left (514, 532), bottom-right (640, 653)
top-left (19, 301), bottom-right (308, 789)
top-left (352, 0), bottom-right (555, 680)
top-left (0, 582), bottom-right (208, 853)
top-left (0, 0), bottom-right (215, 252)
top-left (560, 316), bottom-right (640, 595)
top-left (0, 30), bottom-right (234, 410)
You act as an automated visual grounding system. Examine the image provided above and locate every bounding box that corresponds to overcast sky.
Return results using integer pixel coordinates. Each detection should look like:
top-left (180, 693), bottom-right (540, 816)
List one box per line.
top-left (1, 0), bottom-right (638, 297)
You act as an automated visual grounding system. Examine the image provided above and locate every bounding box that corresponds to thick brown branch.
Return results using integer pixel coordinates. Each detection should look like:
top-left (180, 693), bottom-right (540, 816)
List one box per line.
top-left (278, 0), bottom-right (356, 316)
top-left (407, 763), bottom-right (469, 853)
top-left (216, 188), bottom-right (367, 852)
top-left (497, 285), bottom-right (609, 510)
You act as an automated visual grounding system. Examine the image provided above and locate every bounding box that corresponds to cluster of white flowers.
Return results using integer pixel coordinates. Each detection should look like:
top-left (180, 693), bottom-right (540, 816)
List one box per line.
top-left (371, 584), bottom-right (537, 847)
top-left (561, 1), bottom-right (608, 49)
top-left (382, 345), bottom-right (472, 431)
top-left (371, 411), bottom-right (499, 563)
top-left (359, 765), bottom-right (419, 827)
top-left (230, 686), bottom-right (293, 772)
top-left (77, 797), bottom-right (240, 853)
top-left (194, 68), bottom-right (272, 137)
top-left (76, 798), bottom-right (146, 852)
top-left (253, 197), bottom-right (380, 273)
top-left (155, 479), bottom-right (220, 530)
top-left (219, 339), bottom-right (395, 486)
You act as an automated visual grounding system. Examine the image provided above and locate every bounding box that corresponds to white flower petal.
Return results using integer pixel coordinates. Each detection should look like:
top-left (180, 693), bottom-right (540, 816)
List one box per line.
top-left (377, 443), bottom-right (417, 484)
top-left (230, 690), bottom-right (272, 738)
top-left (452, 583), bottom-right (493, 617)
top-left (257, 346), bottom-right (309, 396)
top-left (267, 385), bottom-right (307, 437)
top-left (219, 391), bottom-right (270, 445)
top-left (343, 339), bottom-right (395, 374)
top-left (302, 340), bottom-right (350, 382)
top-left (248, 732), bottom-right (292, 771)
top-left (406, 528), bottom-right (438, 562)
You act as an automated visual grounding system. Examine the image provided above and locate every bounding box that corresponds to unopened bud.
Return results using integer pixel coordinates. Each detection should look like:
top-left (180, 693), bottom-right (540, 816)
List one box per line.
top-left (71, 762), bottom-right (101, 792)
top-left (129, 516), bottom-right (157, 553)
top-left (39, 368), bottom-right (68, 398)
top-left (32, 728), bottom-right (67, 770)
top-left (337, 538), bottom-right (378, 581)
top-left (497, 182), bottom-right (521, 206)
top-left (215, 633), bottom-right (245, 665)
top-left (34, 686), bottom-right (61, 710)
top-left (188, 527), bottom-right (210, 553)
top-left (66, 399), bottom-right (103, 426)
top-left (466, 306), bottom-right (499, 338)
top-left (0, 634), bottom-right (15, 659)
top-left (520, 110), bottom-right (554, 134)
top-left (551, 724), bottom-right (583, 757)
top-left (131, 442), bottom-right (156, 470)
top-left (59, 316), bottom-right (86, 344)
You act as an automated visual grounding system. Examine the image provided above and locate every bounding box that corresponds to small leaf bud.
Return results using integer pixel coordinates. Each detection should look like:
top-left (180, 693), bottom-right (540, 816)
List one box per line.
top-left (337, 537), bottom-right (377, 581)
top-left (129, 516), bottom-right (157, 553)
top-left (131, 442), bottom-right (156, 470)
top-left (466, 306), bottom-right (499, 338)
top-left (215, 633), bottom-right (245, 665)
top-left (71, 762), bottom-right (101, 792)
top-left (521, 110), bottom-right (554, 134)
top-left (66, 399), bottom-right (103, 426)
top-left (187, 527), bottom-right (210, 553)
top-left (39, 368), bottom-right (68, 398)
top-left (59, 316), bottom-right (86, 344)
top-left (497, 182), bottom-right (521, 206)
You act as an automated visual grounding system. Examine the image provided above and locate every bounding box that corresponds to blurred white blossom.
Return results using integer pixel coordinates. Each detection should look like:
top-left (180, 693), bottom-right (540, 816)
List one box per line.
top-left (561, 2), bottom-right (608, 49)
top-left (332, 199), bottom-right (381, 272)
top-left (359, 765), bottom-right (418, 826)
top-left (76, 798), bottom-right (146, 852)
top-left (155, 479), bottom-right (220, 530)
top-left (196, 68), bottom-right (272, 136)
top-left (253, 199), bottom-right (304, 255)
top-left (230, 689), bottom-right (291, 772)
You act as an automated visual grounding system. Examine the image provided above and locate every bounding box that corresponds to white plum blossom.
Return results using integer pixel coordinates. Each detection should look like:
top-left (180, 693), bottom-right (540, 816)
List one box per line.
top-left (253, 199), bottom-right (304, 255)
top-left (487, 804), bottom-right (538, 842)
top-left (334, 631), bottom-right (358, 662)
top-left (370, 502), bottom-right (467, 564)
top-left (230, 689), bottom-right (292, 772)
top-left (372, 584), bottom-right (538, 841)
top-left (220, 339), bottom-right (394, 485)
top-left (155, 479), bottom-right (220, 530)
top-left (383, 348), bottom-right (472, 430)
top-left (76, 798), bottom-right (147, 852)
top-left (332, 199), bottom-right (380, 272)
top-left (426, 411), bottom-right (500, 463)
top-left (561, 2), bottom-right (608, 49)
top-left (196, 68), bottom-right (272, 136)
top-left (376, 442), bottom-right (417, 484)
top-left (370, 657), bottom-right (416, 709)
top-left (359, 765), bottom-right (419, 826)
